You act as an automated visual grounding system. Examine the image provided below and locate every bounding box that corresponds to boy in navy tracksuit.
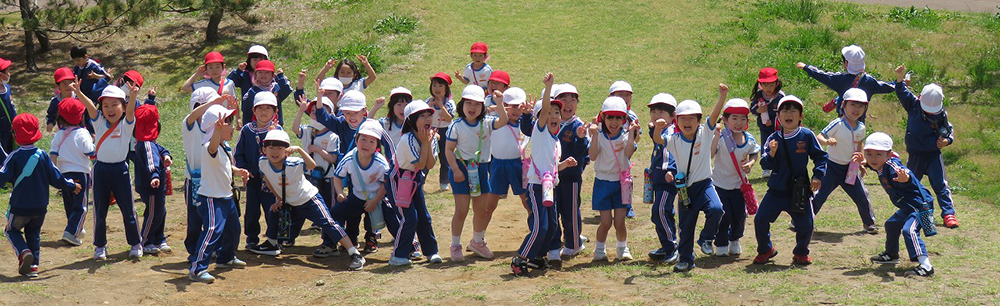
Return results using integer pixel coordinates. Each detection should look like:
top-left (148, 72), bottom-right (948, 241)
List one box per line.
top-left (863, 132), bottom-right (936, 277)
top-left (236, 92), bottom-right (282, 251)
top-left (796, 45), bottom-right (895, 121)
top-left (133, 104), bottom-right (173, 255)
top-left (70, 46), bottom-right (112, 105)
top-left (239, 60), bottom-right (291, 126)
top-left (893, 64), bottom-right (958, 228)
top-left (0, 57), bottom-right (17, 154)
top-left (754, 95), bottom-right (828, 266)
top-left (645, 93), bottom-right (679, 263)
top-left (1, 114), bottom-right (82, 277)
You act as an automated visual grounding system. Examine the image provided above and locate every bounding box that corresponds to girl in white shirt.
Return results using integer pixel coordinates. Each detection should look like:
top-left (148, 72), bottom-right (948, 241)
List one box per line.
top-left (49, 97), bottom-right (94, 246)
top-left (587, 96), bottom-right (639, 262)
top-left (386, 101), bottom-right (441, 266)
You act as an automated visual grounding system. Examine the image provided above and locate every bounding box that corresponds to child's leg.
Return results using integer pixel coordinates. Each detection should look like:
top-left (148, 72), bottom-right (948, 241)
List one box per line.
top-left (676, 203), bottom-right (702, 264)
top-left (728, 189), bottom-right (747, 243)
top-left (414, 190), bottom-right (439, 256)
top-left (5, 214), bottom-right (32, 261)
top-left (471, 163), bottom-right (493, 238)
top-left (302, 196), bottom-right (353, 249)
top-left (215, 199), bottom-right (241, 264)
top-left (184, 178), bottom-right (204, 256)
top-left (883, 210), bottom-right (906, 256)
top-left (556, 180), bottom-right (583, 251)
top-left (63, 172), bottom-right (89, 237)
top-left (843, 175), bottom-right (876, 227)
top-left (651, 186), bottom-right (678, 253)
top-left (696, 181), bottom-right (724, 248)
top-left (190, 197), bottom-right (229, 275)
top-left (596, 210), bottom-right (613, 243)
top-left (92, 165), bottom-right (112, 248)
top-left (140, 192), bottom-right (156, 246)
top-left (901, 211), bottom-right (929, 261)
top-left (437, 129), bottom-right (450, 184)
top-left (484, 161), bottom-right (508, 230)
top-left (789, 201), bottom-right (815, 256)
top-left (754, 191), bottom-right (784, 255)
top-left (25, 215), bottom-right (44, 265)
top-left (811, 162), bottom-right (845, 216)
top-left (612, 208), bottom-right (628, 243)
top-left (714, 187), bottom-right (734, 247)
top-left (451, 195), bottom-right (471, 243)
top-left (243, 177), bottom-right (263, 246)
top-left (330, 196), bottom-right (366, 246)
top-left (923, 153), bottom-right (955, 217)
top-left (392, 203), bottom-right (418, 258)
top-left (516, 185), bottom-right (552, 259)
top-left (110, 163), bottom-right (141, 247)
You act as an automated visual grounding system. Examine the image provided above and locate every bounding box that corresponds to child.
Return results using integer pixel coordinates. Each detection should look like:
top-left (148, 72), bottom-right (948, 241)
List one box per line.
top-left (182, 51), bottom-right (238, 97)
top-left (0, 57), bottom-right (17, 153)
top-left (182, 88), bottom-right (236, 257)
top-left (258, 130), bottom-right (366, 270)
top-left (893, 64), bottom-right (958, 228)
top-left (228, 44), bottom-right (269, 98)
top-left (484, 70), bottom-right (510, 108)
top-left (237, 92), bottom-right (282, 253)
top-left (754, 95), bottom-right (828, 266)
top-left (189, 105), bottom-right (251, 283)
top-left (511, 72), bottom-right (577, 276)
top-left (862, 132), bottom-right (936, 277)
top-left (549, 83), bottom-right (591, 258)
top-left (796, 45), bottom-right (894, 120)
top-left (455, 42), bottom-right (492, 89)
top-left (70, 46), bottom-right (112, 104)
top-left (749, 67), bottom-right (785, 178)
top-left (49, 98), bottom-right (95, 246)
top-left (133, 104), bottom-right (172, 254)
top-left (294, 71), bottom-right (344, 115)
top-left (609, 80), bottom-right (641, 218)
top-left (386, 100), bottom-right (442, 265)
top-left (238, 59), bottom-right (291, 125)
top-left (380, 87), bottom-right (414, 144)
top-left (646, 93), bottom-right (679, 263)
top-left (315, 55), bottom-right (377, 94)
top-left (709, 99), bottom-right (760, 256)
top-left (92, 70), bottom-right (157, 108)
top-left (1, 114), bottom-right (82, 277)
top-left (428, 72), bottom-right (455, 190)
top-left (45, 68), bottom-right (78, 132)
top-left (485, 87), bottom-right (528, 243)
top-left (292, 96), bottom-right (343, 257)
top-left (587, 96), bottom-right (640, 262)
top-left (813, 88), bottom-right (877, 233)
top-left (330, 121), bottom-right (390, 256)
top-left (662, 84), bottom-right (729, 272)
top-left (77, 81), bottom-right (144, 260)
top-left (444, 84), bottom-right (508, 261)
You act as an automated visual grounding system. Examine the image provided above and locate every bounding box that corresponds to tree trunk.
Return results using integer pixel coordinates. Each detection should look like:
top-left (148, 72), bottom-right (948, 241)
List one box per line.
top-left (18, 0), bottom-right (37, 72)
top-left (205, 6), bottom-right (224, 43)
top-left (35, 30), bottom-right (50, 53)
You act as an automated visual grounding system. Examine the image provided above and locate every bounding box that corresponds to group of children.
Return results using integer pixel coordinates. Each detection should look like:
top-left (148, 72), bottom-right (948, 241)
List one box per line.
top-left (0, 42), bottom-right (957, 281)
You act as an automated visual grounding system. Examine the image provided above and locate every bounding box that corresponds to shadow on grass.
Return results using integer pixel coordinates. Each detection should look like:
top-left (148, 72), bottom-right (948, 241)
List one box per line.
top-left (840, 265), bottom-right (901, 282)
top-left (812, 230), bottom-right (852, 244)
top-left (743, 263), bottom-right (793, 273)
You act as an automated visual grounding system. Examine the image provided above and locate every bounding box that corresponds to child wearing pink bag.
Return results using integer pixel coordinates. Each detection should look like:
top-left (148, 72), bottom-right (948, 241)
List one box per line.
top-left (587, 96), bottom-right (640, 262)
top-left (709, 99), bottom-right (760, 257)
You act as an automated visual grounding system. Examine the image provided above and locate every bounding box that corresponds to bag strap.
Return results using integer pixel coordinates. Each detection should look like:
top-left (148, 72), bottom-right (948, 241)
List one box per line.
top-left (530, 126), bottom-right (561, 178)
top-left (53, 127), bottom-right (80, 156)
top-left (14, 150), bottom-right (44, 187)
top-left (507, 124), bottom-right (526, 160)
top-left (682, 126), bottom-right (699, 178)
top-left (281, 159), bottom-right (286, 205)
top-left (95, 119), bottom-right (121, 157)
top-left (723, 130), bottom-right (749, 185)
top-left (607, 131), bottom-right (632, 175)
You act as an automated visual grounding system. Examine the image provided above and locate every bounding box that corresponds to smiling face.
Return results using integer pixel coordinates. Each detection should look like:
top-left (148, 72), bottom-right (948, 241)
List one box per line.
top-left (254, 70), bottom-right (275, 87)
top-left (778, 106), bottom-right (803, 131)
top-left (556, 93), bottom-right (579, 119)
top-left (356, 134), bottom-right (379, 156)
top-left (843, 100), bottom-right (868, 122)
top-left (649, 107), bottom-right (674, 124)
top-left (547, 105), bottom-right (562, 134)
top-left (343, 109), bottom-right (366, 128)
top-left (676, 114), bottom-right (701, 137)
top-left (470, 52), bottom-right (487, 64)
top-left (415, 111), bottom-right (433, 131)
top-left (603, 114), bottom-right (625, 134)
top-left (219, 114), bottom-right (236, 141)
top-left (205, 62), bottom-right (225, 79)
top-left (431, 81), bottom-right (448, 99)
top-left (101, 98), bottom-right (126, 123)
top-left (265, 144), bottom-right (289, 165)
top-left (486, 80), bottom-right (507, 96)
top-left (864, 149), bottom-right (890, 170)
top-left (724, 113), bottom-right (749, 132)
top-left (461, 99), bottom-right (484, 121)
top-left (57, 79), bottom-right (74, 93)
top-left (506, 104), bottom-right (523, 121)
top-left (253, 105), bottom-right (276, 126)
top-left (392, 100), bottom-right (407, 123)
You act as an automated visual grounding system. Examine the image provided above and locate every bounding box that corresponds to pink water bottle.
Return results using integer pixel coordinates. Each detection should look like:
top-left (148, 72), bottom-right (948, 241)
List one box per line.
top-left (541, 171), bottom-right (555, 207)
top-left (845, 161), bottom-right (859, 185)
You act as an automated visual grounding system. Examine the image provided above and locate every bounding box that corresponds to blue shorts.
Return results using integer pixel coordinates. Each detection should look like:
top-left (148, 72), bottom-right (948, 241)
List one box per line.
top-left (449, 160), bottom-right (491, 195)
top-left (592, 179), bottom-right (627, 211)
top-left (489, 158), bottom-right (525, 196)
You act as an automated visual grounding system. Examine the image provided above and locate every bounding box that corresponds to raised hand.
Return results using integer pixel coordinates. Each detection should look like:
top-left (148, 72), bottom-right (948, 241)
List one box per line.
top-left (718, 83), bottom-right (729, 95)
top-left (892, 167), bottom-right (910, 183)
top-left (356, 54), bottom-right (369, 65)
top-left (147, 86), bottom-right (157, 96)
top-left (796, 62), bottom-right (806, 69)
top-left (895, 64), bottom-right (907, 81)
top-left (324, 58), bottom-right (337, 70)
top-left (238, 62), bottom-right (247, 71)
top-left (654, 118), bottom-right (668, 130)
top-left (542, 72), bottom-right (554, 87)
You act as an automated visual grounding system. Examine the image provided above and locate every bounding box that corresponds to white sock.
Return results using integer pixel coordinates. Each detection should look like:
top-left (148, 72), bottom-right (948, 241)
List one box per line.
top-left (917, 255), bottom-right (932, 270)
top-left (473, 231), bottom-right (485, 243)
top-left (347, 247), bottom-right (360, 256)
top-left (452, 236), bottom-right (461, 246)
top-left (596, 242), bottom-right (606, 250)
top-left (617, 241), bottom-right (627, 248)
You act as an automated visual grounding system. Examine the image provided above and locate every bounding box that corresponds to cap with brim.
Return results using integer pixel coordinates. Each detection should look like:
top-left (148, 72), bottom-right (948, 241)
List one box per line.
top-left (431, 72), bottom-right (453, 85)
top-left (758, 67), bottom-right (779, 83)
top-left (723, 99), bottom-right (751, 115)
top-left (864, 132), bottom-right (893, 151)
top-left (609, 81), bottom-right (633, 94)
top-left (339, 91), bottom-right (367, 112)
top-left (98, 86), bottom-right (128, 103)
top-left (190, 87), bottom-right (221, 111)
top-left (503, 87), bottom-right (526, 105)
top-left (253, 91), bottom-right (278, 108)
top-left (647, 93), bottom-right (677, 108)
top-left (358, 120), bottom-right (384, 139)
top-left (919, 84), bottom-right (944, 114)
top-left (390, 87), bottom-right (413, 99)
top-left (601, 96), bottom-right (628, 117)
top-left (247, 45), bottom-right (269, 57)
top-left (460, 85), bottom-right (486, 103)
top-left (533, 99), bottom-right (563, 117)
top-left (404, 100), bottom-right (433, 119)
top-left (263, 129), bottom-right (291, 145)
top-left (201, 105), bottom-right (236, 143)
top-left (675, 100), bottom-right (703, 116)
top-left (843, 88), bottom-right (869, 103)
top-left (12, 114), bottom-right (42, 145)
top-left (777, 95), bottom-right (804, 110)
top-left (841, 45), bottom-right (866, 75)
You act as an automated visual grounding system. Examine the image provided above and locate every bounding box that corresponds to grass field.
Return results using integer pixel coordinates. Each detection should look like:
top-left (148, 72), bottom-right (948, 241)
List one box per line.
top-left (1, 0), bottom-right (999, 304)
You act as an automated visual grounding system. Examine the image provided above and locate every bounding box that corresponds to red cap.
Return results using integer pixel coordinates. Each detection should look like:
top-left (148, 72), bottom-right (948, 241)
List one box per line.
top-left (488, 70), bottom-right (510, 85)
top-left (431, 72), bottom-right (452, 85)
top-left (54, 67), bottom-right (75, 84)
top-left (12, 114), bottom-right (42, 145)
top-left (134, 104), bottom-right (160, 141)
top-left (0, 57), bottom-right (11, 71)
top-left (550, 99), bottom-right (564, 109)
top-left (123, 70), bottom-right (144, 88)
top-left (470, 42), bottom-right (488, 54)
top-left (757, 67), bottom-right (778, 83)
top-left (204, 51), bottom-right (225, 65)
top-left (58, 98), bottom-right (86, 125)
top-left (255, 60), bottom-right (275, 73)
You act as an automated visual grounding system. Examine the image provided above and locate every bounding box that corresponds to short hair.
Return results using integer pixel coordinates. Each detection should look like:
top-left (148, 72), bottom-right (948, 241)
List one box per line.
top-left (778, 101), bottom-right (804, 113)
top-left (456, 98), bottom-right (486, 122)
top-left (263, 140), bottom-right (289, 148)
top-left (70, 46), bottom-right (87, 58)
top-left (649, 104), bottom-right (675, 116)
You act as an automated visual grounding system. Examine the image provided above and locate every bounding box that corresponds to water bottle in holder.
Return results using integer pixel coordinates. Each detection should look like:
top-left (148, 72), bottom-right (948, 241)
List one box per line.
top-left (845, 161), bottom-right (860, 185)
top-left (676, 172), bottom-right (690, 210)
top-left (619, 168), bottom-right (633, 205)
top-left (643, 168), bottom-right (654, 204)
top-left (541, 171), bottom-right (555, 207)
top-left (467, 160), bottom-right (481, 197)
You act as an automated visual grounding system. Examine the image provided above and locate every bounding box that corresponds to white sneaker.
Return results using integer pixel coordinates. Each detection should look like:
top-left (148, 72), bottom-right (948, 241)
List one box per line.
top-left (561, 245), bottom-right (586, 257)
top-left (593, 248), bottom-right (608, 261)
top-left (388, 256), bottom-right (412, 266)
top-left (142, 245), bottom-right (161, 255)
top-left (94, 247), bottom-right (107, 260)
top-left (617, 247), bottom-right (633, 261)
top-left (715, 245), bottom-right (729, 257)
top-left (580, 235), bottom-right (590, 243)
top-left (547, 249), bottom-right (562, 261)
top-left (729, 240), bottom-right (742, 255)
top-left (762, 170), bottom-right (771, 178)
top-left (700, 241), bottom-right (714, 255)
top-left (440, 183), bottom-right (450, 191)
top-left (217, 258), bottom-right (247, 268)
top-left (62, 231), bottom-right (83, 246)
top-left (428, 253), bottom-right (443, 264)
top-left (158, 243), bottom-right (173, 253)
top-left (129, 245), bottom-right (144, 258)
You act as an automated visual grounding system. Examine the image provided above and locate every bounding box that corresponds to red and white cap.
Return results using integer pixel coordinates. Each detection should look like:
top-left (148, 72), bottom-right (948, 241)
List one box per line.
top-left (919, 84), bottom-right (944, 114)
top-left (843, 88), bottom-right (869, 103)
top-left (340, 91), bottom-right (367, 112)
top-left (98, 86), bottom-right (128, 103)
top-left (404, 100), bottom-right (433, 119)
top-left (503, 87), bottom-right (526, 105)
top-left (863, 132), bottom-right (893, 151)
top-left (390, 86), bottom-right (413, 99)
top-left (461, 85), bottom-right (486, 103)
top-left (675, 100), bottom-right (703, 116)
top-left (601, 96), bottom-right (628, 117)
top-left (841, 45), bottom-right (866, 75)
top-left (489, 70), bottom-right (510, 85)
top-left (253, 92), bottom-right (278, 108)
top-left (319, 77), bottom-right (344, 92)
top-left (247, 45), bottom-right (269, 57)
top-left (609, 80), bottom-right (633, 94)
top-left (777, 95), bottom-right (804, 110)
top-left (263, 129), bottom-right (291, 145)
top-left (647, 93), bottom-right (677, 108)
top-left (358, 120), bottom-right (384, 139)
top-left (533, 99), bottom-right (563, 117)
top-left (470, 42), bottom-right (488, 54)
top-left (552, 83), bottom-right (578, 98)
top-left (190, 87), bottom-right (221, 111)
top-left (723, 99), bottom-right (751, 115)
top-left (201, 105), bottom-right (237, 143)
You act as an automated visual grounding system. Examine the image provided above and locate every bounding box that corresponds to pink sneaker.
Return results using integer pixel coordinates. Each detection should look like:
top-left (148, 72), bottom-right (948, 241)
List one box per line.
top-left (467, 240), bottom-right (495, 259)
top-left (450, 244), bottom-right (464, 261)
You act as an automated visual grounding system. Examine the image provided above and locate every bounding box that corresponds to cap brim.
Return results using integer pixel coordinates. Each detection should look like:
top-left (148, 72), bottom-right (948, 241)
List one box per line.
top-left (920, 103), bottom-right (943, 114)
top-left (757, 76), bottom-right (778, 83)
top-left (723, 107), bottom-right (751, 115)
top-left (602, 110), bottom-right (627, 117)
top-left (341, 106), bottom-right (365, 112)
top-left (461, 95), bottom-right (485, 103)
top-left (863, 145), bottom-right (890, 151)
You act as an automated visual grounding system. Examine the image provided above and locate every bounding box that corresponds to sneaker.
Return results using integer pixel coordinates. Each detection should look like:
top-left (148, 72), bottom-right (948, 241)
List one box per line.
top-left (700, 241), bottom-right (714, 255)
top-left (94, 247), bottom-right (107, 261)
top-left (410, 251), bottom-right (424, 261)
top-left (580, 235), bottom-right (590, 243)
top-left (428, 253), bottom-right (443, 264)
top-left (729, 240), bottom-right (742, 256)
top-left (348, 253), bottom-right (366, 270)
top-left (943, 215), bottom-right (959, 229)
top-left (158, 243), bottom-right (173, 253)
top-left (440, 183), bottom-right (450, 191)
top-left (547, 249), bottom-right (562, 262)
top-left (562, 245), bottom-right (585, 257)
top-left (244, 242), bottom-right (258, 250)
top-left (363, 238), bottom-right (378, 253)
top-left (26, 265), bottom-right (38, 278)
top-left (511, 257), bottom-right (530, 277)
top-left (129, 245), bottom-right (144, 258)
top-left (189, 270), bottom-right (215, 283)
top-left (467, 240), bottom-right (495, 259)
top-left (715, 245), bottom-right (729, 257)
top-left (527, 257), bottom-right (549, 270)
top-left (280, 239), bottom-right (296, 247)
top-left (648, 248), bottom-right (667, 260)
top-left (313, 245), bottom-right (339, 258)
top-left (626, 207), bottom-right (636, 219)
top-left (762, 169), bottom-right (771, 178)
top-left (18, 249), bottom-right (33, 276)
top-left (673, 261), bottom-right (695, 272)
top-left (143, 245), bottom-right (161, 255)
top-left (870, 252), bottom-right (900, 264)
top-left (792, 254), bottom-right (813, 265)
top-left (905, 266), bottom-right (935, 277)
top-left (449, 244), bottom-right (464, 261)
top-left (864, 224), bottom-right (879, 235)
top-left (217, 258), bottom-right (247, 268)
top-left (62, 231), bottom-right (83, 246)
top-left (388, 256), bottom-right (412, 266)
top-left (753, 248), bottom-right (778, 264)
top-left (617, 247), bottom-right (633, 261)
top-left (593, 248), bottom-right (608, 261)
top-left (664, 251), bottom-right (680, 264)
top-left (250, 240), bottom-right (281, 256)
top-left (788, 220), bottom-right (796, 230)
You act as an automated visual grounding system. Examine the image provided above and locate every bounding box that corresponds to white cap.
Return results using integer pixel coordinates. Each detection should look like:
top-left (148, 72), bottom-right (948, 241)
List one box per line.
top-left (319, 77), bottom-right (344, 92)
top-left (461, 85), bottom-right (486, 102)
top-left (404, 100), bottom-right (433, 119)
top-left (339, 91), bottom-right (367, 112)
top-left (190, 87), bottom-right (220, 111)
top-left (503, 87), bottom-right (526, 105)
top-left (357, 120), bottom-right (384, 139)
top-left (722, 98), bottom-right (751, 114)
top-left (841, 45), bottom-right (866, 75)
top-left (777, 95), bottom-right (804, 110)
top-left (247, 44), bottom-right (269, 58)
top-left (390, 86), bottom-right (413, 99)
top-left (253, 91), bottom-right (278, 108)
top-left (843, 88), bottom-right (869, 103)
top-left (919, 84), bottom-right (944, 114)
top-left (675, 100), bottom-right (703, 116)
top-left (263, 129), bottom-right (291, 145)
top-left (201, 105), bottom-right (236, 143)
top-left (552, 83), bottom-right (578, 98)
top-left (99, 85), bottom-right (127, 102)
top-left (863, 132), bottom-right (893, 151)
top-left (318, 96), bottom-right (336, 111)
top-left (647, 93), bottom-right (677, 108)
top-left (601, 96), bottom-right (628, 117)
top-left (609, 80), bottom-right (633, 94)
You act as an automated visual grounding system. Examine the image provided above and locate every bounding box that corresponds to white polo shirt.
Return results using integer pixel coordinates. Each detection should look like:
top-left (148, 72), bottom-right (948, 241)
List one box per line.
top-left (298, 125), bottom-right (340, 177)
top-left (182, 116), bottom-right (206, 176)
top-left (664, 118), bottom-right (716, 184)
top-left (526, 123), bottom-right (561, 185)
top-left (445, 117), bottom-right (497, 163)
top-left (490, 121), bottom-right (526, 160)
top-left (192, 78), bottom-right (238, 97)
top-left (259, 156), bottom-right (319, 206)
top-left (592, 129), bottom-right (631, 181)
top-left (198, 143), bottom-right (234, 198)
top-left (380, 118), bottom-right (405, 145)
top-left (462, 63), bottom-right (493, 89)
top-left (92, 113), bottom-right (135, 163)
top-left (395, 132), bottom-right (438, 172)
top-left (821, 117), bottom-right (865, 165)
top-left (428, 97), bottom-right (456, 129)
top-left (49, 127), bottom-right (95, 173)
top-left (334, 148), bottom-right (389, 201)
top-left (712, 131), bottom-right (760, 190)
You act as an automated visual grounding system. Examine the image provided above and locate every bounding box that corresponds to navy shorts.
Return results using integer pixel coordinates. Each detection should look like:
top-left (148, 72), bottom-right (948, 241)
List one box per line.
top-left (592, 179), bottom-right (627, 211)
top-left (449, 160), bottom-right (491, 195)
top-left (488, 158), bottom-right (525, 196)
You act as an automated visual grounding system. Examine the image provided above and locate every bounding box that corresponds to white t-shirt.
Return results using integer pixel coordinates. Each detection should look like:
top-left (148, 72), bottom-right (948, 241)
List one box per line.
top-left (49, 127), bottom-right (95, 173)
top-left (664, 118), bottom-right (716, 184)
top-left (395, 132), bottom-right (438, 172)
top-left (344, 77), bottom-right (368, 93)
top-left (324, 132), bottom-right (343, 178)
top-left (527, 123), bottom-right (561, 185)
top-left (463, 63), bottom-right (493, 89)
top-left (380, 118), bottom-right (405, 145)
top-left (446, 117), bottom-right (497, 162)
top-left (821, 117), bottom-right (865, 165)
top-left (712, 131), bottom-right (760, 190)
top-left (333, 148), bottom-right (389, 201)
top-left (198, 143), bottom-right (234, 198)
top-left (490, 121), bottom-right (527, 160)
top-left (191, 78), bottom-right (238, 97)
top-left (258, 156), bottom-right (319, 206)
top-left (592, 129), bottom-right (631, 181)
top-left (428, 97), bottom-right (456, 128)
top-left (91, 113), bottom-right (135, 163)
top-left (182, 116), bottom-right (206, 176)
top-left (298, 125), bottom-right (340, 177)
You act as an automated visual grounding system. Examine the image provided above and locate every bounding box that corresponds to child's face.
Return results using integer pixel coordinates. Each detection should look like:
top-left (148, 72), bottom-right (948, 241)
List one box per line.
top-left (864, 149), bottom-right (890, 170)
top-left (778, 107), bottom-right (803, 129)
top-left (649, 108), bottom-right (674, 123)
top-left (254, 70), bottom-right (275, 86)
top-left (725, 114), bottom-right (749, 132)
top-left (415, 111), bottom-right (433, 131)
top-left (72, 57), bottom-right (87, 67)
top-left (219, 115), bottom-right (236, 141)
top-left (264, 145), bottom-right (288, 164)
top-left (556, 94), bottom-right (579, 119)
top-left (844, 100), bottom-right (867, 122)
top-left (547, 107), bottom-right (562, 134)
top-left (249, 57), bottom-right (264, 70)
top-left (462, 100), bottom-right (483, 120)
top-left (344, 109), bottom-right (366, 128)
top-left (323, 91), bottom-right (341, 106)
top-left (101, 98), bottom-right (126, 123)
top-left (486, 81), bottom-right (507, 96)
top-left (611, 91), bottom-right (632, 105)
top-left (337, 66), bottom-right (354, 79)
top-left (253, 105), bottom-right (276, 125)
top-left (760, 81), bottom-right (778, 95)
top-left (506, 104), bottom-right (523, 120)
top-left (205, 62), bottom-right (225, 78)
top-left (357, 134), bottom-right (379, 155)
top-left (392, 101), bottom-right (407, 121)
top-left (470, 52), bottom-right (487, 63)
top-left (431, 81), bottom-right (447, 98)
top-left (676, 114), bottom-right (700, 135)
top-left (604, 115), bottom-right (625, 132)
top-left (57, 80), bottom-right (74, 93)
